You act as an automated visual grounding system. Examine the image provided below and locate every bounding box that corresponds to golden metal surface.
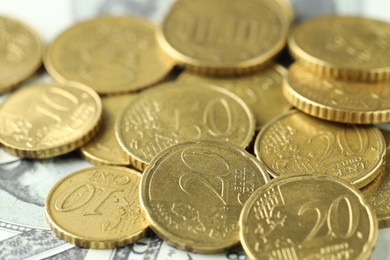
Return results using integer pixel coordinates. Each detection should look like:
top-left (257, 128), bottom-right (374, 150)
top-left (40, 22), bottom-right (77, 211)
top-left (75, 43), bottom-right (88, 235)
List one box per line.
top-left (240, 174), bottom-right (378, 260)
top-left (46, 166), bottom-right (148, 249)
top-left (284, 62), bottom-right (390, 124)
top-left (363, 130), bottom-right (390, 228)
top-left (45, 16), bottom-right (174, 95)
top-left (140, 140), bottom-right (270, 253)
top-left (116, 82), bottom-right (255, 171)
top-left (0, 82), bottom-right (102, 158)
top-left (0, 16), bottom-right (43, 94)
top-left (158, 0), bottom-right (289, 75)
top-left (254, 110), bottom-right (386, 188)
top-left (81, 95), bottom-right (134, 166)
top-left (178, 64), bottom-right (290, 130)
top-left (289, 16), bottom-right (390, 81)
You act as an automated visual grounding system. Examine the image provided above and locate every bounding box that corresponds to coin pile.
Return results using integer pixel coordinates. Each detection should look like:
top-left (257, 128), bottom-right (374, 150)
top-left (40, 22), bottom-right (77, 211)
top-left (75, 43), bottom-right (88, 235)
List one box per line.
top-left (0, 0), bottom-right (389, 259)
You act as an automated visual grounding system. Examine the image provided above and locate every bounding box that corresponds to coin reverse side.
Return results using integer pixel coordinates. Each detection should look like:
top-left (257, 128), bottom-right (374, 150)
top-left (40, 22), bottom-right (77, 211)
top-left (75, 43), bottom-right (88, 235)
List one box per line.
top-left (254, 110), bottom-right (386, 188)
top-left (0, 82), bottom-right (102, 158)
top-left (240, 174), bottom-right (378, 260)
top-left (140, 140), bottom-right (270, 253)
top-left (116, 82), bottom-right (255, 170)
top-left (46, 166), bottom-right (148, 249)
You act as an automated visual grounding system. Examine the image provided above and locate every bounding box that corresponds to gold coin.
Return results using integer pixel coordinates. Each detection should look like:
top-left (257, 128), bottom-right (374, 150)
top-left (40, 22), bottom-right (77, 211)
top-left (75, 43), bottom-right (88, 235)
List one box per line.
top-left (363, 130), bottom-right (390, 228)
top-left (240, 174), bottom-right (378, 260)
top-left (140, 140), bottom-right (270, 253)
top-left (46, 166), bottom-right (148, 249)
top-left (45, 16), bottom-right (174, 95)
top-left (254, 110), bottom-right (386, 188)
top-left (284, 62), bottom-right (390, 124)
top-left (288, 16), bottom-right (390, 81)
top-left (116, 82), bottom-right (255, 171)
top-left (81, 95), bottom-right (134, 166)
top-left (178, 64), bottom-right (290, 130)
top-left (0, 82), bottom-right (102, 158)
top-left (0, 16), bottom-right (43, 94)
top-left (158, 0), bottom-right (289, 75)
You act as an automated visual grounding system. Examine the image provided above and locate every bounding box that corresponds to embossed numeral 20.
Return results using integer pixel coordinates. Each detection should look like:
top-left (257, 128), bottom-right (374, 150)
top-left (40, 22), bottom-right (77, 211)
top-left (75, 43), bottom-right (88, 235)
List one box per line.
top-left (298, 195), bottom-right (359, 244)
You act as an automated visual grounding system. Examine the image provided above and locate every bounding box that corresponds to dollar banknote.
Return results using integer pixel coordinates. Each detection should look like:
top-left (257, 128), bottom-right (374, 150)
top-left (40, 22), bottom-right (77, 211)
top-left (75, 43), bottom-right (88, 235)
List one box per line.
top-left (0, 0), bottom-right (390, 259)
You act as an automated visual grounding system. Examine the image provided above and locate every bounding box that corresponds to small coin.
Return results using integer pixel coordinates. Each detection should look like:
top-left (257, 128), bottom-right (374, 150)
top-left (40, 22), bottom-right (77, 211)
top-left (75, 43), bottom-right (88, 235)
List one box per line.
top-left (116, 82), bottom-right (255, 171)
top-left (45, 16), bottom-right (174, 95)
top-left (288, 16), bottom-right (390, 81)
top-left (362, 130), bottom-right (390, 228)
top-left (140, 140), bottom-right (270, 253)
top-left (46, 166), bottom-right (148, 249)
top-left (178, 64), bottom-right (290, 130)
top-left (158, 0), bottom-right (289, 75)
top-left (0, 16), bottom-right (43, 94)
top-left (240, 174), bottom-right (378, 260)
top-left (284, 62), bottom-right (390, 124)
top-left (254, 110), bottom-right (386, 188)
top-left (0, 82), bottom-right (102, 158)
top-left (81, 95), bottom-right (134, 166)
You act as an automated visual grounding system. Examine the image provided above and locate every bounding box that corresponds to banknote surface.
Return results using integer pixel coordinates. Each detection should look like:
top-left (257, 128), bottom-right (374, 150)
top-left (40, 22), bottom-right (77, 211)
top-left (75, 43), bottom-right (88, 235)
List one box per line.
top-left (0, 0), bottom-right (390, 259)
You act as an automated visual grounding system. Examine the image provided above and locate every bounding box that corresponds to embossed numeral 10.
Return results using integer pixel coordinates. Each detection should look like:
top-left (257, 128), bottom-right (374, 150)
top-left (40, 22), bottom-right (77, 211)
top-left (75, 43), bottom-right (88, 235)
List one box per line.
top-left (308, 126), bottom-right (369, 166)
top-left (34, 87), bottom-right (79, 123)
top-left (299, 195), bottom-right (360, 243)
top-left (54, 183), bottom-right (123, 216)
top-left (179, 149), bottom-right (231, 205)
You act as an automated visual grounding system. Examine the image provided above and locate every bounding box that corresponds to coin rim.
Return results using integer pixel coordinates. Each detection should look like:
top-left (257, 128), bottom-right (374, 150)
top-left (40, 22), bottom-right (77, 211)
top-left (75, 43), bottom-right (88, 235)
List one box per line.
top-left (0, 82), bottom-right (103, 158)
top-left (288, 16), bottom-right (390, 81)
top-left (45, 166), bottom-right (148, 249)
top-left (140, 139), bottom-right (270, 253)
top-left (239, 174), bottom-right (378, 260)
top-left (254, 110), bottom-right (387, 188)
top-left (283, 63), bottom-right (390, 124)
top-left (115, 81), bottom-right (256, 171)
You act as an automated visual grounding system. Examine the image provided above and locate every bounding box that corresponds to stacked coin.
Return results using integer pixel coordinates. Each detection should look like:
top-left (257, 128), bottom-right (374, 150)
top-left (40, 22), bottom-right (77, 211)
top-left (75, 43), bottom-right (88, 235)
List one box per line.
top-left (0, 2), bottom-right (388, 259)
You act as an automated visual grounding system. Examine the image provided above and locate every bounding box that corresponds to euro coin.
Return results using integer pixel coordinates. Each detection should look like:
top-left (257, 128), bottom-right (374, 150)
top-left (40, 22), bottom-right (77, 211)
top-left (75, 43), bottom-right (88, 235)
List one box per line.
top-left (288, 16), bottom-right (390, 81)
top-left (178, 64), bottom-right (290, 130)
top-left (284, 62), bottom-right (390, 124)
top-left (158, 0), bottom-right (289, 75)
top-left (81, 95), bottom-right (134, 166)
top-left (45, 16), bottom-right (174, 95)
top-left (116, 82), bottom-right (255, 170)
top-left (240, 174), bottom-right (378, 260)
top-left (254, 110), bottom-right (386, 188)
top-left (363, 129), bottom-right (390, 228)
top-left (46, 166), bottom-right (148, 248)
top-left (0, 82), bottom-right (102, 158)
top-left (140, 140), bottom-right (270, 253)
top-left (0, 16), bottom-right (43, 94)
